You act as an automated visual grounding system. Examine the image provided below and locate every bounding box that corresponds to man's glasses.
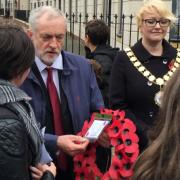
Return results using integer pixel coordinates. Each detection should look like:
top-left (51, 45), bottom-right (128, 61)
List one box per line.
top-left (143, 19), bottom-right (171, 27)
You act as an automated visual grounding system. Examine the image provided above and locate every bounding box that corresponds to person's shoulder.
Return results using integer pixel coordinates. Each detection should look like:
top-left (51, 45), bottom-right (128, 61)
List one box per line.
top-left (0, 105), bottom-right (19, 119)
top-left (114, 49), bottom-right (129, 61)
top-left (0, 105), bottom-right (26, 156)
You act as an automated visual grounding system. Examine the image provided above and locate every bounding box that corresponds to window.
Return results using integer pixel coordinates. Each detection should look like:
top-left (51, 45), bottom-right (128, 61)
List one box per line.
top-left (170, 0), bottom-right (180, 41)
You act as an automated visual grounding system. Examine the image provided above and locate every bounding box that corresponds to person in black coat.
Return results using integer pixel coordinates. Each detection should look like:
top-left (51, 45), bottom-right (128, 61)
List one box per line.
top-left (84, 19), bottom-right (119, 173)
top-left (109, 0), bottom-right (179, 152)
top-left (84, 19), bottom-right (119, 108)
top-left (0, 24), bottom-right (56, 180)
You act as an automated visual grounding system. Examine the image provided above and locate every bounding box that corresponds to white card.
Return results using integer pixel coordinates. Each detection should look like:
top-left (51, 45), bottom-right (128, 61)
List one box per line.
top-left (85, 120), bottom-right (109, 141)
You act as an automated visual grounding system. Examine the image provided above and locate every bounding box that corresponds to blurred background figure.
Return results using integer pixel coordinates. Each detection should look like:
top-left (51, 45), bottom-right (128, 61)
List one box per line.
top-left (109, 0), bottom-right (179, 152)
top-left (84, 19), bottom-right (119, 108)
top-left (133, 67), bottom-right (180, 180)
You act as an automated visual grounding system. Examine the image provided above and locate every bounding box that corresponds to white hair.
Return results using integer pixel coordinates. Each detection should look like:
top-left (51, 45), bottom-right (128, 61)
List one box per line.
top-left (29, 6), bottom-right (67, 32)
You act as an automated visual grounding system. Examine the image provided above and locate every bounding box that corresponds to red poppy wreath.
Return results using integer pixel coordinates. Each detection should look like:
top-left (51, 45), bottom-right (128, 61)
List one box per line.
top-left (74, 109), bottom-right (139, 180)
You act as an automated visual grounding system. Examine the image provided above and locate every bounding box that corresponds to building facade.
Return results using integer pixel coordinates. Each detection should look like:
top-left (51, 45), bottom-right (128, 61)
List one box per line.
top-left (1, 0), bottom-right (29, 16)
top-left (27, 0), bottom-right (178, 49)
top-left (1, 0), bottom-right (178, 50)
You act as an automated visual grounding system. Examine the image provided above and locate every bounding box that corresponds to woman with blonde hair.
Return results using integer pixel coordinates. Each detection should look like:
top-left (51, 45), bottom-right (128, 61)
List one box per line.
top-left (110, 0), bottom-right (179, 152)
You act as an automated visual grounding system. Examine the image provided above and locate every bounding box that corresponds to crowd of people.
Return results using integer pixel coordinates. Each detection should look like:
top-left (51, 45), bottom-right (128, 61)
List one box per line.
top-left (0, 0), bottom-right (179, 179)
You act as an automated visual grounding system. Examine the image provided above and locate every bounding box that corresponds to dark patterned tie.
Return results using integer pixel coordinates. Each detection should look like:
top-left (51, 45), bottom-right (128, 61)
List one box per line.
top-left (46, 67), bottom-right (67, 170)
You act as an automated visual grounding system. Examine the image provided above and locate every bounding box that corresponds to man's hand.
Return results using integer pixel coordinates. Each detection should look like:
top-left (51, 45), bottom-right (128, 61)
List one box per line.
top-left (97, 132), bottom-right (111, 148)
top-left (57, 135), bottom-right (89, 156)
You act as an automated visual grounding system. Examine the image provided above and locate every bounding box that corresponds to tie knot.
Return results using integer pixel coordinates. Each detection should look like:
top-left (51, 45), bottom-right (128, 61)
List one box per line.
top-left (46, 67), bottom-right (54, 83)
top-left (46, 67), bottom-right (53, 77)
top-left (46, 66), bottom-right (52, 73)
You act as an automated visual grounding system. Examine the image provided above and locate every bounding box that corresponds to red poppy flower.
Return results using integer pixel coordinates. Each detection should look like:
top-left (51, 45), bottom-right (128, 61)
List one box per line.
top-left (125, 149), bottom-right (139, 163)
top-left (122, 118), bottom-right (136, 133)
top-left (120, 162), bottom-right (134, 178)
top-left (84, 146), bottom-right (96, 164)
top-left (114, 110), bottom-right (126, 121)
top-left (108, 155), bottom-right (121, 179)
top-left (108, 119), bottom-right (122, 138)
top-left (122, 132), bottom-right (139, 153)
top-left (168, 59), bottom-right (175, 70)
top-left (102, 173), bottom-right (111, 180)
top-left (111, 137), bottom-right (124, 150)
top-left (74, 159), bottom-right (86, 178)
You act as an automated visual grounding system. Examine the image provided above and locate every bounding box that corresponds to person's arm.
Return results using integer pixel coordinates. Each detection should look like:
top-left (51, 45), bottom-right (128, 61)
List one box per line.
top-left (92, 55), bottom-right (112, 89)
top-left (44, 133), bottom-right (59, 158)
top-left (89, 62), bottom-right (105, 111)
top-left (0, 118), bottom-right (29, 179)
top-left (95, 55), bottom-right (112, 75)
top-left (109, 51), bottom-right (128, 110)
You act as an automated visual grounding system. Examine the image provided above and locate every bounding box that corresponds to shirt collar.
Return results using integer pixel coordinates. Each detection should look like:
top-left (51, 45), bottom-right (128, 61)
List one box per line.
top-left (35, 53), bottom-right (63, 72)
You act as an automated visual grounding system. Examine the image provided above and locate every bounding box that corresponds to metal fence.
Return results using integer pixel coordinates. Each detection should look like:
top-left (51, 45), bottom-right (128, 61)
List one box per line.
top-left (64, 13), bottom-right (180, 56)
top-left (2, 9), bottom-right (180, 56)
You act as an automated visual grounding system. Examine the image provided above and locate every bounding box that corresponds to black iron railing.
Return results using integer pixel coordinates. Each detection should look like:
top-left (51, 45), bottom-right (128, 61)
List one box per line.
top-left (2, 9), bottom-right (179, 55)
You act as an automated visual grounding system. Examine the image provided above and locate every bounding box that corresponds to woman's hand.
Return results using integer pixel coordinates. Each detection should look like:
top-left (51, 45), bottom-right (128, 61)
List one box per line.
top-left (30, 162), bottom-right (56, 180)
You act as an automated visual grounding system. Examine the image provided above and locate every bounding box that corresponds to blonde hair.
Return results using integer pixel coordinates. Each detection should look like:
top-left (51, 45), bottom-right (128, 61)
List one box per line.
top-left (136, 0), bottom-right (176, 27)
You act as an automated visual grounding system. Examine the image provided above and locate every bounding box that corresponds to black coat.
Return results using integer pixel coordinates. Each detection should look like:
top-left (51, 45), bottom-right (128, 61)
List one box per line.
top-left (87, 44), bottom-right (119, 107)
top-left (109, 39), bottom-right (177, 151)
top-left (0, 106), bottom-right (54, 180)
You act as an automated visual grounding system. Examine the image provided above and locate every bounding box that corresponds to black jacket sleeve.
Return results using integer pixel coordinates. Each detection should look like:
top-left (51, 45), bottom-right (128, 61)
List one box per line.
top-left (0, 118), bottom-right (30, 180)
top-left (41, 171), bottom-right (55, 180)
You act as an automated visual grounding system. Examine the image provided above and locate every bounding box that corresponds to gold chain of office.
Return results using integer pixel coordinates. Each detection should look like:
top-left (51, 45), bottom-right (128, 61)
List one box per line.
top-left (124, 47), bottom-right (180, 87)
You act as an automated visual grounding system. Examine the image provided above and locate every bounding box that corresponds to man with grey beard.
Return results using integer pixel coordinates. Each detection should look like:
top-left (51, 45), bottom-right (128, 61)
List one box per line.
top-left (21, 6), bottom-right (107, 180)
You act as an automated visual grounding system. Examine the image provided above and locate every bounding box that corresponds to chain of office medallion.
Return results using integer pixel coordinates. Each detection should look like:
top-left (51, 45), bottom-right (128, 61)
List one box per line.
top-left (124, 47), bottom-right (180, 86)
